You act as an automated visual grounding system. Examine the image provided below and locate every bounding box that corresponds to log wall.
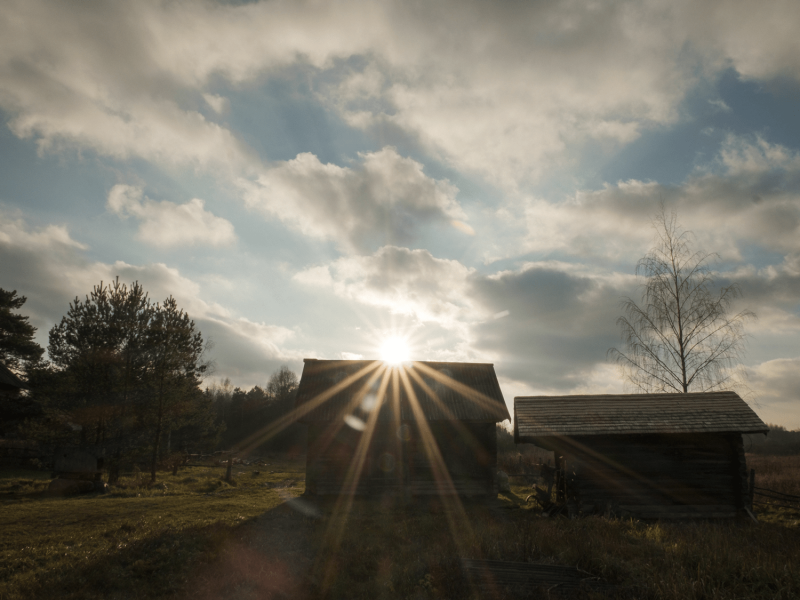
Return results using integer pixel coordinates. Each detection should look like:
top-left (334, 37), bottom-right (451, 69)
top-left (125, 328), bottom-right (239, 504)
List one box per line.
top-left (557, 433), bottom-right (746, 519)
top-left (305, 421), bottom-right (497, 496)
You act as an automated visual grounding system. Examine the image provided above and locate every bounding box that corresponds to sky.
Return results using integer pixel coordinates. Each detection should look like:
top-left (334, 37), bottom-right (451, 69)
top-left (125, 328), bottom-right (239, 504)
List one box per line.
top-left (1, 0), bottom-right (800, 428)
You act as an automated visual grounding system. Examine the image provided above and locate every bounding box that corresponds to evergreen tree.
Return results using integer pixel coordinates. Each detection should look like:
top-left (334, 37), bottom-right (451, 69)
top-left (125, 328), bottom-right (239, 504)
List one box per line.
top-left (0, 288), bottom-right (44, 374)
top-left (46, 280), bottom-right (218, 481)
top-left (143, 296), bottom-right (207, 482)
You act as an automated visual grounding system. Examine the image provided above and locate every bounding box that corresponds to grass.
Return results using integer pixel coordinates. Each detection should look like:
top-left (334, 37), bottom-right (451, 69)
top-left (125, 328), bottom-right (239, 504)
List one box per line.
top-left (748, 454), bottom-right (800, 496)
top-left (747, 453), bottom-right (800, 529)
top-left (0, 453), bottom-right (798, 599)
top-left (0, 457), bottom-right (305, 600)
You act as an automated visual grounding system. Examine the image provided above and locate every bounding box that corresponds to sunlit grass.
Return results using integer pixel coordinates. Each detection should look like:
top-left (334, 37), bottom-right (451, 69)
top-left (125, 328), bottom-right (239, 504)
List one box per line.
top-left (0, 458), bottom-right (305, 600)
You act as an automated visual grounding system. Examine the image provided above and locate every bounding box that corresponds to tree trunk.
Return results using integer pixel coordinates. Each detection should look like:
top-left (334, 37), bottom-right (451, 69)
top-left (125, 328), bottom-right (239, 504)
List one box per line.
top-left (150, 375), bottom-right (165, 483)
top-left (108, 449), bottom-right (121, 484)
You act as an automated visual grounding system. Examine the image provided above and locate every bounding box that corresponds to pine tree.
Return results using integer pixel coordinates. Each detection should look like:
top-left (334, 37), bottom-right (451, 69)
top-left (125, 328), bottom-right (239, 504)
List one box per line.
top-left (0, 288), bottom-right (44, 374)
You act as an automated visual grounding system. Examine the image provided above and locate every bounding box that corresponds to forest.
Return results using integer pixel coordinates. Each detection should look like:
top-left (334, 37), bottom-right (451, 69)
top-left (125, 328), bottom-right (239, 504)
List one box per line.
top-left (0, 280), bottom-right (301, 483)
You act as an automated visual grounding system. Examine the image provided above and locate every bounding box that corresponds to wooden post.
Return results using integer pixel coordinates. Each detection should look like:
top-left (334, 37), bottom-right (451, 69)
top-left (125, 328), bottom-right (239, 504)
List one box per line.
top-left (748, 468), bottom-right (755, 510)
top-left (225, 452), bottom-right (233, 483)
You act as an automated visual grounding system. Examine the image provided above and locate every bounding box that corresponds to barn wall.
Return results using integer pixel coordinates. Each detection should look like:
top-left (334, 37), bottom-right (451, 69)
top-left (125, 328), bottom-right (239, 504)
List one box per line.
top-left (305, 423), bottom-right (367, 495)
top-left (408, 422), bottom-right (497, 496)
top-left (558, 433), bottom-right (745, 518)
top-left (305, 420), bottom-right (498, 496)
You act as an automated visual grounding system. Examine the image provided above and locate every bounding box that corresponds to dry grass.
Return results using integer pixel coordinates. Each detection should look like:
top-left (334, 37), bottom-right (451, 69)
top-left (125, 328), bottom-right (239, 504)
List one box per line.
top-left (748, 454), bottom-right (800, 496)
top-left (1, 452), bottom-right (799, 599)
top-left (0, 457), bottom-right (306, 600)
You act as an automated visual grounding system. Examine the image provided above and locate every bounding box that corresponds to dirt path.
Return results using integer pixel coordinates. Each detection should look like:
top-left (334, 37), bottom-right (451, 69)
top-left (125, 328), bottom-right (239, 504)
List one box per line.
top-left (182, 497), bottom-right (322, 600)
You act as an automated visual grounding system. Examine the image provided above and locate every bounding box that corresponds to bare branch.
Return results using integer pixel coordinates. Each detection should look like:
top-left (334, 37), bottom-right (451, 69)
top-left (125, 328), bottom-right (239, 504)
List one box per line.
top-left (609, 206), bottom-right (755, 394)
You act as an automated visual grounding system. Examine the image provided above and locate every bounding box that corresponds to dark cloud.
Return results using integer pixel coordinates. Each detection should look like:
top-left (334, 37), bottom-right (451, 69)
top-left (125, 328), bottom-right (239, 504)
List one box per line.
top-left (469, 264), bottom-right (631, 389)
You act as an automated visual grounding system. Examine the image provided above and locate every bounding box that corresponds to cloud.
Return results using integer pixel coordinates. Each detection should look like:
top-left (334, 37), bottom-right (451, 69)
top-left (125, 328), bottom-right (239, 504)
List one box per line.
top-left (294, 245), bottom-right (475, 328)
top-left (107, 184), bottom-right (236, 248)
top-left (293, 241), bottom-right (799, 413)
top-left (505, 135), bottom-right (800, 263)
top-left (469, 262), bottom-right (634, 390)
top-left (745, 358), bottom-right (800, 427)
top-left (202, 93), bottom-right (229, 114)
top-left (0, 209), bottom-right (293, 387)
top-left (243, 147), bottom-right (465, 252)
top-left (3, 0), bottom-right (800, 195)
top-left (294, 244), bottom-right (639, 389)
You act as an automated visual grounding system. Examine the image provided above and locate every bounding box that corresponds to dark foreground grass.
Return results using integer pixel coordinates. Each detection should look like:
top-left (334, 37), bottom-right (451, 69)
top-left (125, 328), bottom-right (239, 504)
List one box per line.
top-left (309, 498), bottom-right (799, 599)
top-left (2, 455), bottom-right (799, 599)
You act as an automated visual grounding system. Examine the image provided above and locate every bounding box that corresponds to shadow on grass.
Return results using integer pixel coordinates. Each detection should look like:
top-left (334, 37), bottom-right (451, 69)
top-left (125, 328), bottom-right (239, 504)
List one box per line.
top-left (9, 497), bottom-right (320, 600)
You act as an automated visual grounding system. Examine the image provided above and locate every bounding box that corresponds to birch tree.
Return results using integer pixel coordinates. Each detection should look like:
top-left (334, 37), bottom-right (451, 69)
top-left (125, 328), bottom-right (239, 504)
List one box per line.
top-left (609, 209), bottom-right (755, 393)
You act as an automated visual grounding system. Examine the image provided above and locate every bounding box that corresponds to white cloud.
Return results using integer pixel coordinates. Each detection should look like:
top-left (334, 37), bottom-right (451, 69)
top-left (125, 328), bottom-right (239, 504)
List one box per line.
top-left (243, 147), bottom-right (465, 252)
top-left (3, 0), bottom-right (800, 195)
top-left (293, 245), bottom-right (640, 389)
top-left (505, 135), bottom-right (800, 263)
top-left (202, 93), bottom-right (229, 114)
top-left (745, 358), bottom-right (800, 428)
top-left (294, 245), bottom-right (476, 328)
top-left (107, 184), bottom-right (236, 248)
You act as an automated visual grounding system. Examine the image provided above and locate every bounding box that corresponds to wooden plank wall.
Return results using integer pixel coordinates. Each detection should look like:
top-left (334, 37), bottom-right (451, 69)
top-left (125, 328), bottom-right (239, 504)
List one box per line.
top-left (305, 421), bottom-right (498, 496)
top-left (560, 433), bottom-right (745, 518)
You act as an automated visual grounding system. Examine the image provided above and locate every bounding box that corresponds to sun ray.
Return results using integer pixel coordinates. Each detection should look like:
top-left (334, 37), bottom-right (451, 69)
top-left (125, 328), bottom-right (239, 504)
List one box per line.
top-left (234, 360), bottom-right (382, 457)
top-left (396, 366), bottom-right (474, 556)
top-left (412, 361), bottom-right (508, 419)
top-left (405, 366), bottom-right (495, 468)
top-left (318, 367), bottom-right (394, 592)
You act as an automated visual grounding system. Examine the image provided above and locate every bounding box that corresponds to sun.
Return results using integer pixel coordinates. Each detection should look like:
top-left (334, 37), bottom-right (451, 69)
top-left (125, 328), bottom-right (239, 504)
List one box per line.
top-left (379, 336), bottom-right (410, 364)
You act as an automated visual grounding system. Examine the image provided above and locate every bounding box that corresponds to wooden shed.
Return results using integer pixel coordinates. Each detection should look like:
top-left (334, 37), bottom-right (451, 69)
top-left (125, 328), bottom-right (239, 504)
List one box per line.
top-left (295, 359), bottom-right (509, 496)
top-left (514, 392), bottom-right (768, 519)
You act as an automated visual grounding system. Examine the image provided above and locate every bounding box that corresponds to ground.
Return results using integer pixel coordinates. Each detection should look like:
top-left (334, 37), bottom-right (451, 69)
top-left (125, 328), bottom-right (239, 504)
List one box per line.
top-left (1, 454), bottom-right (799, 599)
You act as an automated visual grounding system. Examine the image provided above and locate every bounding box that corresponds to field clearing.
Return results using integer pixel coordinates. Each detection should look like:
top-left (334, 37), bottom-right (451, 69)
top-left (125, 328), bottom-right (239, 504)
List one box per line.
top-left (0, 454), bottom-right (798, 599)
top-left (0, 458), bottom-right (306, 600)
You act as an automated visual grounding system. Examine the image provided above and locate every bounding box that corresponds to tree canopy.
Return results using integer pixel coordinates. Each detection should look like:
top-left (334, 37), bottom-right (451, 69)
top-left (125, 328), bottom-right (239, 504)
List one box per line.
top-left (45, 279), bottom-right (218, 481)
top-left (609, 209), bottom-right (755, 393)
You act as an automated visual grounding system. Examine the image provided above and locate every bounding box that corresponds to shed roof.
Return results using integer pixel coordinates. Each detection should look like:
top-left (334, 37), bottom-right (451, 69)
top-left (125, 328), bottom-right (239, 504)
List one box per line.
top-left (296, 359), bottom-right (509, 423)
top-left (514, 391), bottom-right (768, 441)
top-left (0, 362), bottom-right (28, 391)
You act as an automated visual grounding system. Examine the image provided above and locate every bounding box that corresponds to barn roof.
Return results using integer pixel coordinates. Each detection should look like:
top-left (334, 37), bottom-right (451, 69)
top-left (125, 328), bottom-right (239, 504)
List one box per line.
top-left (0, 362), bottom-right (28, 391)
top-left (295, 359), bottom-right (509, 423)
top-left (514, 391), bottom-right (768, 441)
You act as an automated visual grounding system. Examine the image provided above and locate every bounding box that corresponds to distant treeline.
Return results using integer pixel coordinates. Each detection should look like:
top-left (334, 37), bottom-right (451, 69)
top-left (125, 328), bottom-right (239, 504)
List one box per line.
top-left (205, 367), bottom-right (305, 456)
top-left (0, 280), bottom-right (302, 483)
top-left (744, 424), bottom-right (800, 455)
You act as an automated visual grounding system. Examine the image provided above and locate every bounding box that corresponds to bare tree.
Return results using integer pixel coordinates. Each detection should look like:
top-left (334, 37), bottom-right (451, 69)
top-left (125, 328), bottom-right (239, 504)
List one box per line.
top-left (608, 208), bottom-right (755, 393)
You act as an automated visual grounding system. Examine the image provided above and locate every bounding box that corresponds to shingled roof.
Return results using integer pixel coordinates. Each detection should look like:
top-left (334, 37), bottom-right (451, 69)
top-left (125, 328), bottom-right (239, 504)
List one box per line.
top-left (296, 359), bottom-right (509, 423)
top-left (514, 391), bottom-right (768, 441)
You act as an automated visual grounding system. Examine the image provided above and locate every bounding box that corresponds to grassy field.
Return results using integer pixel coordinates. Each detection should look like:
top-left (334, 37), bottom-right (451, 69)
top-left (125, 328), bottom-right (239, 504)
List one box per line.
top-left (1, 454), bottom-right (799, 599)
top-left (0, 458), bottom-right (305, 600)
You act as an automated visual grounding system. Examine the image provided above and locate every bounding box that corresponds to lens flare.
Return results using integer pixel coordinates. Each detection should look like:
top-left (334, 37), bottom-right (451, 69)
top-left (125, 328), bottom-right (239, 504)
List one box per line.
top-left (379, 336), bottom-right (410, 364)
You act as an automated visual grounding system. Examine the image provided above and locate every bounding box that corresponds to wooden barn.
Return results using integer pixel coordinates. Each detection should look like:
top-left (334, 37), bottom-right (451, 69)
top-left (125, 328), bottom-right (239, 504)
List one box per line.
top-left (295, 359), bottom-right (509, 496)
top-left (514, 392), bottom-right (768, 519)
